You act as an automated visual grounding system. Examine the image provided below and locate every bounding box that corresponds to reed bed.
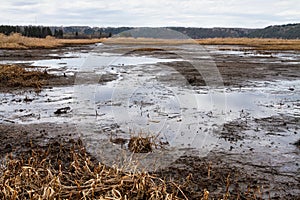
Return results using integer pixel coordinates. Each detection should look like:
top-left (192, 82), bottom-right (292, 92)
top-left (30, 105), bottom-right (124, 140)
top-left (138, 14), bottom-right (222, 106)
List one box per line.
top-left (196, 37), bottom-right (300, 50)
top-left (104, 37), bottom-right (300, 50)
top-left (0, 138), bottom-right (264, 200)
top-left (1, 34), bottom-right (299, 50)
top-left (0, 140), bottom-right (185, 199)
top-left (0, 33), bottom-right (104, 49)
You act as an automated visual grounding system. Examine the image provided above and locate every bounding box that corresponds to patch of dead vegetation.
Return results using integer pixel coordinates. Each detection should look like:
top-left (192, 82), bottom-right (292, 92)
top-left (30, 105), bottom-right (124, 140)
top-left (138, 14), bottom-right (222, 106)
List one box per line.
top-left (2, 34), bottom-right (299, 51)
top-left (0, 33), bottom-right (104, 49)
top-left (128, 132), bottom-right (168, 153)
top-left (128, 136), bottom-right (154, 153)
top-left (0, 139), bottom-right (185, 199)
top-left (196, 38), bottom-right (300, 50)
top-left (0, 64), bottom-right (52, 89)
top-left (0, 139), bottom-right (265, 200)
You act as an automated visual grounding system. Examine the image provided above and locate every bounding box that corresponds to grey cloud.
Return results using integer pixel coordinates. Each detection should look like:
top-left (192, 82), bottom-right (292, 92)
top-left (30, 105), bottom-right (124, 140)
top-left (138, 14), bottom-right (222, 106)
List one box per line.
top-left (1, 0), bottom-right (299, 27)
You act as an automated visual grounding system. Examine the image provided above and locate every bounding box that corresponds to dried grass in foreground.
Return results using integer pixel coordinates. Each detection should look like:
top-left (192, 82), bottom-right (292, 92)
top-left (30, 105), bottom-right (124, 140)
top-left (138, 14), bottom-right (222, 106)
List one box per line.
top-left (0, 64), bottom-right (52, 90)
top-left (0, 139), bottom-right (265, 200)
top-left (0, 33), bottom-right (104, 49)
top-left (0, 140), bottom-right (186, 200)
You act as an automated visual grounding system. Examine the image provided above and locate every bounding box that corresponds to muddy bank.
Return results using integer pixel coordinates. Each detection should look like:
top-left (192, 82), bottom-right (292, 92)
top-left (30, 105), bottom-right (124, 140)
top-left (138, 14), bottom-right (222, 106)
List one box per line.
top-left (0, 122), bottom-right (298, 199)
top-left (0, 123), bottom-right (274, 199)
top-left (0, 123), bottom-right (79, 155)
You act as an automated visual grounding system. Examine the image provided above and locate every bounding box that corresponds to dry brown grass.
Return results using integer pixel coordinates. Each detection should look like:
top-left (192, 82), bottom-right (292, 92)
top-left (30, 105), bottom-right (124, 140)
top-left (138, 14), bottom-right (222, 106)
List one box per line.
top-left (98, 37), bottom-right (300, 50)
top-left (0, 64), bottom-right (52, 89)
top-left (127, 132), bottom-right (168, 153)
top-left (0, 139), bottom-right (266, 200)
top-left (0, 33), bottom-right (104, 49)
top-left (128, 136), bottom-right (154, 153)
top-left (102, 37), bottom-right (300, 50)
top-left (2, 34), bottom-right (299, 50)
top-left (196, 37), bottom-right (300, 50)
top-left (0, 140), bottom-right (184, 199)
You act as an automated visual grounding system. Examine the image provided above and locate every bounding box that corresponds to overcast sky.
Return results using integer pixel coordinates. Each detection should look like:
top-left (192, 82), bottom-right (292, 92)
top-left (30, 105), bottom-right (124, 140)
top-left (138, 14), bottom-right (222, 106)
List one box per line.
top-left (1, 0), bottom-right (299, 28)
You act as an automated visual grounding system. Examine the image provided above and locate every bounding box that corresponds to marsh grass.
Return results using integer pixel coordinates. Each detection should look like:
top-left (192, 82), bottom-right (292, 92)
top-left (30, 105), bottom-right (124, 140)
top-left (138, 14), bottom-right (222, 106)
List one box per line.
top-left (1, 34), bottom-right (299, 50)
top-left (105, 37), bottom-right (300, 50)
top-left (0, 64), bottom-right (52, 89)
top-left (0, 140), bottom-right (184, 199)
top-left (196, 37), bottom-right (300, 50)
top-left (0, 139), bottom-right (265, 200)
top-left (0, 33), bottom-right (104, 49)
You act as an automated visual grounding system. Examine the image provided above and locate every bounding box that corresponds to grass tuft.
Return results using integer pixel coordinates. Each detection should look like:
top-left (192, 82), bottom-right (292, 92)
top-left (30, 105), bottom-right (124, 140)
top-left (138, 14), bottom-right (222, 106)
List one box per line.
top-left (128, 132), bottom-right (168, 153)
top-left (128, 136), bottom-right (153, 153)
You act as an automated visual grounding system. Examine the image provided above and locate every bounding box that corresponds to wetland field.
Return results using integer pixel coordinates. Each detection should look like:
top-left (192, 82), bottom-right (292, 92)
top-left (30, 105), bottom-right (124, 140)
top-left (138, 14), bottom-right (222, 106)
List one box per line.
top-left (0, 36), bottom-right (299, 199)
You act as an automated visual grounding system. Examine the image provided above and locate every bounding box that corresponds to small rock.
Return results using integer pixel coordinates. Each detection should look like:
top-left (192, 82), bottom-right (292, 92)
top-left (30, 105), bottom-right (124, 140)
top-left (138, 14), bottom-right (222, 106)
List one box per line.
top-left (294, 139), bottom-right (300, 147)
top-left (54, 107), bottom-right (71, 115)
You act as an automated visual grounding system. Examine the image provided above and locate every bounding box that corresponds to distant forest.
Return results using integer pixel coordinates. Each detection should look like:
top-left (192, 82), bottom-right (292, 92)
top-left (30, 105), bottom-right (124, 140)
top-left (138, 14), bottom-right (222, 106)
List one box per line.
top-left (1, 23), bottom-right (300, 39)
top-left (0, 25), bottom-right (63, 38)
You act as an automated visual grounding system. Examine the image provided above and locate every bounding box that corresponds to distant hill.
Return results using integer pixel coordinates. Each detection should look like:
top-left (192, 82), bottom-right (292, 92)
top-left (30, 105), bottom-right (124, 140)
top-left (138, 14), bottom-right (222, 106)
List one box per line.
top-left (168, 27), bottom-right (257, 39)
top-left (56, 26), bottom-right (258, 39)
top-left (248, 23), bottom-right (300, 39)
top-left (57, 23), bottom-right (299, 39)
top-left (1, 23), bottom-right (300, 39)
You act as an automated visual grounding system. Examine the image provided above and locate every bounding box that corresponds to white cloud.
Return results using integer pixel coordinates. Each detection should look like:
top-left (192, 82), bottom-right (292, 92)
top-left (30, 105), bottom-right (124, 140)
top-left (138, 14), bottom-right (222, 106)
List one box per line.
top-left (0, 0), bottom-right (299, 27)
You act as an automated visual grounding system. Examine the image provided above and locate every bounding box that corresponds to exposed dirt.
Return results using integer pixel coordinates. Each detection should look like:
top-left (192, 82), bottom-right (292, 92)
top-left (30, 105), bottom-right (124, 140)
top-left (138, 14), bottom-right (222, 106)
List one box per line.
top-left (125, 46), bottom-right (300, 87)
top-left (0, 123), bottom-right (79, 156)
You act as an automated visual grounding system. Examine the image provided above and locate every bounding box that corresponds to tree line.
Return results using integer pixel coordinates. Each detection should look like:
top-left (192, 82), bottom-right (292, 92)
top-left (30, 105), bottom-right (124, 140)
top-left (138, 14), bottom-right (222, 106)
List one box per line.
top-left (0, 25), bottom-right (63, 38)
top-left (1, 23), bottom-right (299, 39)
